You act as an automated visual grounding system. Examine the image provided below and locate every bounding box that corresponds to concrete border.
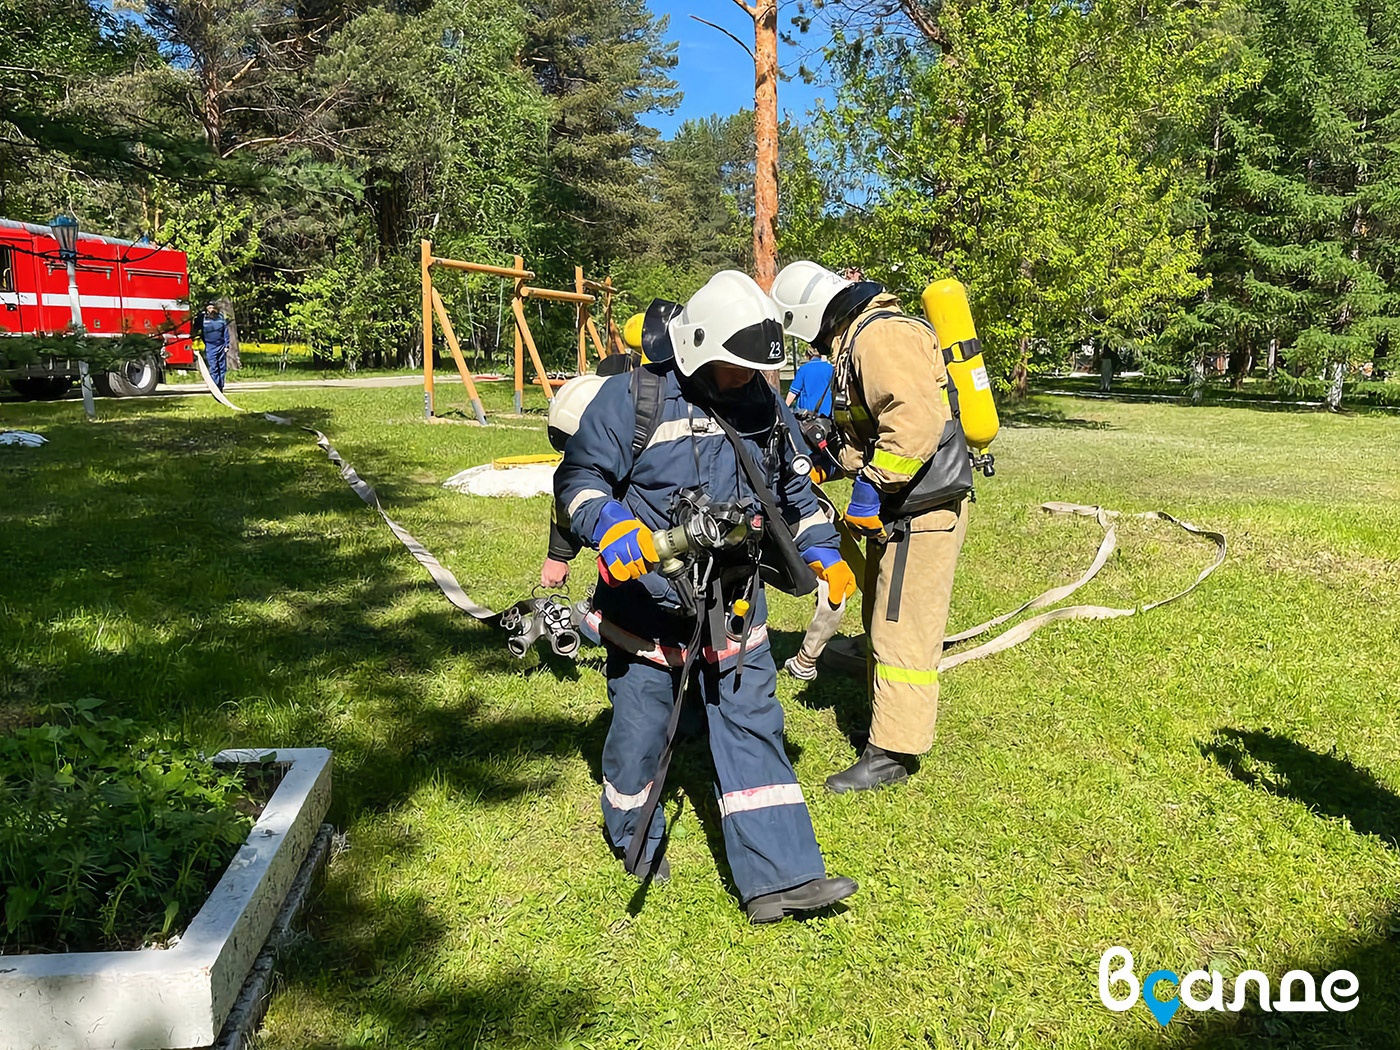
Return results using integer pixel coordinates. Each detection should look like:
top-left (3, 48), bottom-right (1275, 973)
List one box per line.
top-left (208, 823), bottom-right (336, 1050)
top-left (0, 748), bottom-right (332, 1050)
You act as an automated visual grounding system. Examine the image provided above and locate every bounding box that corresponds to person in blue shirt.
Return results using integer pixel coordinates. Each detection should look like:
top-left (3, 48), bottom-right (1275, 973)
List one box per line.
top-left (785, 345), bottom-right (834, 415)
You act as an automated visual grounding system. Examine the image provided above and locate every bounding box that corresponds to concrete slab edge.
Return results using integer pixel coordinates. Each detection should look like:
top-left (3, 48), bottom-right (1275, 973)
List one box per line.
top-left (0, 748), bottom-right (333, 1050)
top-left (208, 824), bottom-right (337, 1050)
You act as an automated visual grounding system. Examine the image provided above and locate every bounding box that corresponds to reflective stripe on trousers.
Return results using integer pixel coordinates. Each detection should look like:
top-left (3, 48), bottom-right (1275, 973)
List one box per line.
top-left (862, 498), bottom-right (968, 755)
top-left (598, 640), bottom-right (826, 901)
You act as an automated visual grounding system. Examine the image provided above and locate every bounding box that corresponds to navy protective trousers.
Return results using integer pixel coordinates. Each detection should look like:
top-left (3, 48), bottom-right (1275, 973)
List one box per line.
top-left (600, 638), bottom-right (826, 902)
top-left (205, 341), bottom-right (228, 390)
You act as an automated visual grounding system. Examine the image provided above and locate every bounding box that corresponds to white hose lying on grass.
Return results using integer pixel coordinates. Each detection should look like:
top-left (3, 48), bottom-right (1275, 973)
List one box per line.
top-left (196, 354), bottom-right (497, 621)
top-left (195, 356), bottom-right (1227, 668)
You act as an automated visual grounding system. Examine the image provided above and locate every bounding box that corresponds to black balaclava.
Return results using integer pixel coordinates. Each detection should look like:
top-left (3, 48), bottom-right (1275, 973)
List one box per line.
top-left (681, 365), bottom-right (778, 437)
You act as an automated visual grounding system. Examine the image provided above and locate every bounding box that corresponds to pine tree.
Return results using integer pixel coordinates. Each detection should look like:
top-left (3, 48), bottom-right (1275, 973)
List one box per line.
top-left (1189, 0), bottom-right (1400, 403)
top-left (519, 0), bottom-right (679, 277)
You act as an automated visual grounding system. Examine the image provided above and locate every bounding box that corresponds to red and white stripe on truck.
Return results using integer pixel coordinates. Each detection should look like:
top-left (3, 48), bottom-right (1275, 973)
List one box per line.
top-left (0, 217), bottom-right (194, 399)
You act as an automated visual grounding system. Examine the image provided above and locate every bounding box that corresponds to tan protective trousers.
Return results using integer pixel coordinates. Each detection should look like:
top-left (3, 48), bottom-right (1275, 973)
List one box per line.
top-left (861, 498), bottom-right (969, 755)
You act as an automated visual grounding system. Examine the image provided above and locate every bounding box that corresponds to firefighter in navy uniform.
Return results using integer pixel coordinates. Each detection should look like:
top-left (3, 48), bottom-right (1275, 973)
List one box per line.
top-left (555, 271), bottom-right (859, 923)
top-left (770, 261), bottom-right (972, 794)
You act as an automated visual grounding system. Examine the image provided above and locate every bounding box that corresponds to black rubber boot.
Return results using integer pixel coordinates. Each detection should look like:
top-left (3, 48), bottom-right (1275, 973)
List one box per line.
top-left (825, 744), bottom-right (912, 794)
top-left (746, 876), bottom-right (858, 924)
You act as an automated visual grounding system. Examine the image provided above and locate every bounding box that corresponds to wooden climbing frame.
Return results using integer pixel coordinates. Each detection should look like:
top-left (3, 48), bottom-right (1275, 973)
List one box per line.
top-left (419, 240), bottom-right (623, 423)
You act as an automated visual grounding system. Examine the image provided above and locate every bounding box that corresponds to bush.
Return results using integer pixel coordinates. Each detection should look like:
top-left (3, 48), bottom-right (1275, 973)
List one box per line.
top-left (0, 699), bottom-right (253, 953)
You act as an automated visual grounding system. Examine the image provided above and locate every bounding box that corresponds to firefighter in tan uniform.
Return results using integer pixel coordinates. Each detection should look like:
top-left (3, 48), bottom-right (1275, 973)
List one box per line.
top-left (771, 261), bottom-right (972, 793)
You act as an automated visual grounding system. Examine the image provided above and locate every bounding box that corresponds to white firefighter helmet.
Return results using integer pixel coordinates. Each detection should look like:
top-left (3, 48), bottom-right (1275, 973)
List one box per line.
top-left (667, 270), bottom-right (787, 377)
top-left (546, 372), bottom-right (607, 450)
top-left (770, 260), bottom-right (882, 344)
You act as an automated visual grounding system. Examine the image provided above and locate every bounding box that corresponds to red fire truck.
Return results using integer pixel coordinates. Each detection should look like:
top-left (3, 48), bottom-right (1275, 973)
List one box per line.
top-left (0, 217), bottom-right (194, 399)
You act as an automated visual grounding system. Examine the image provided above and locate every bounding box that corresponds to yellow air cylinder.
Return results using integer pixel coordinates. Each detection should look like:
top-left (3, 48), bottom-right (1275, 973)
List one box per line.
top-left (622, 312), bottom-right (645, 350)
top-left (921, 279), bottom-right (999, 459)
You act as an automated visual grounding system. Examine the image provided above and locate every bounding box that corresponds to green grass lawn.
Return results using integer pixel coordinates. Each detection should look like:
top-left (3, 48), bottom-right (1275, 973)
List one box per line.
top-left (164, 342), bottom-right (521, 384)
top-left (2, 383), bottom-right (1398, 1048)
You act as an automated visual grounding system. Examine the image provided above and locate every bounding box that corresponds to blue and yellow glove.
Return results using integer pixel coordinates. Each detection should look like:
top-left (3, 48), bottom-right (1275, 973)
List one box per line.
top-left (593, 500), bottom-right (657, 583)
top-left (808, 447), bottom-right (841, 485)
top-left (804, 546), bottom-right (857, 608)
top-left (843, 474), bottom-right (885, 537)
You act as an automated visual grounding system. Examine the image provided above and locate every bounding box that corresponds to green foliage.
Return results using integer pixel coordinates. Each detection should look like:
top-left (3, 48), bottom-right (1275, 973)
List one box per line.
top-left (0, 331), bottom-right (164, 373)
top-left (1178, 0), bottom-right (1400, 391)
top-left (810, 0), bottom-right (1239, 382)
top-left (520, 0), bottom-right (679, 276)
top-left (0, 0), bottom-right (237, 223)
top-left (0, 699), bottom-right (252, 953)
top-left (156, 190), bottom-right (262, 308)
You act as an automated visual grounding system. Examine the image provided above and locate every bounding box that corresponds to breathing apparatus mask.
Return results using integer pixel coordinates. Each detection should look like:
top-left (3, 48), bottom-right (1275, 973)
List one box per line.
top-left (652, 488), bottom-right (762, 579)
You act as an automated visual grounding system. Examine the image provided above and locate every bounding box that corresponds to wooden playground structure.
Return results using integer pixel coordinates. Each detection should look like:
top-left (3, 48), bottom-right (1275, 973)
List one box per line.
top-left (419, 240), bottom-right (625, 424)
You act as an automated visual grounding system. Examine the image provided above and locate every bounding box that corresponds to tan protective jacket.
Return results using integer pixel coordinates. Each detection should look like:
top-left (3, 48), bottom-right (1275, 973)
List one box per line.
top-left (829, 294), bottom-right (953, 492)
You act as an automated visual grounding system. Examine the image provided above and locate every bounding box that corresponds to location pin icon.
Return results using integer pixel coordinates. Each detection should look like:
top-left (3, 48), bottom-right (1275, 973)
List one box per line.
top-left (1142, 970), bottom-right (1181, 1026)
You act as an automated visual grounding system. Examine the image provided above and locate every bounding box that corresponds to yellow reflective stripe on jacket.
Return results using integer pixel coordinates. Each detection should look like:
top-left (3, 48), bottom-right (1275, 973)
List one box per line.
top-left (870, 448), bottom-right (925, 476)
top-left (876, 662), bottom-right (939, 686)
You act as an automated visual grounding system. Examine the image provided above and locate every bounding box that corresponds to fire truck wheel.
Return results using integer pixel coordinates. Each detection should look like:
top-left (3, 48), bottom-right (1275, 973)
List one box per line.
top-left (105, 357), bottom-right (161, 398)
top-left (10, 377), bottom-right (75, 401)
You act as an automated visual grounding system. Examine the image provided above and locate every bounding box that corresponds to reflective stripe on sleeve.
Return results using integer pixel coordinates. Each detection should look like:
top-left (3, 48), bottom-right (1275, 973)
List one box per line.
top-left (567, 488), bottom-right (609, 518)
top-left (717, 782), bottom-right (805, 818)
top-left (875, 662), bottom-right (939, 686)
top-left (603, 779), bottom-right (653, 811)
top-left (793, 510), bottom-right (829, 539)
top-left (870, 448), bottom-right (925, 476)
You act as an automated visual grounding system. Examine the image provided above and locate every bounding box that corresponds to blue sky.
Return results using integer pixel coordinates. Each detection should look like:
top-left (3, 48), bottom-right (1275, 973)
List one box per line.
top-left (644, 0), bottom-right (833, 138)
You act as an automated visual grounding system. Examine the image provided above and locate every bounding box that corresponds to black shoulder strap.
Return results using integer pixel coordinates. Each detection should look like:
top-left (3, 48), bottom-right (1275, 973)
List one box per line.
top-left (630, 364), bottom-right (667, 459)
top-left (847, 308), bottom-right (906, 345)
top-left (707, 410), bottom-right (818, 598)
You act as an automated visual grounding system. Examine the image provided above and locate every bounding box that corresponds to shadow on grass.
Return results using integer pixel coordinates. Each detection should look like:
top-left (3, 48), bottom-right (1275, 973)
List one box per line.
top-left (0, 403), bottom-right (593, 808)
top-left (1146, 730), bottom-right (1400, 1048)
top-left (770, 627), bottom-right (871, 754)
top-left (1200, 729), bottom-right (1400, 849)
top-left (277, 827), bottom-right (599, 1049)
top-left (999, 400), bottom-right (1115, 430)
top-left (1032, 380), bottom-right (1395, 415)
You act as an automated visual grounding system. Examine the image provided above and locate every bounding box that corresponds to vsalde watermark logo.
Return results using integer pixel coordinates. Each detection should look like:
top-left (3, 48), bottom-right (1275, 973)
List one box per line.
top-left (1099, 947), bottom-right (1359, 1027)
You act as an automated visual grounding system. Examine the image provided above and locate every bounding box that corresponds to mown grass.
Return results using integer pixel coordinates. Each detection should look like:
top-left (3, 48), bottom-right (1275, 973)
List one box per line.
top-left (1, 382), bottom-right (1398, 1049)
top-left (164, 342), bottom-right (520, 384)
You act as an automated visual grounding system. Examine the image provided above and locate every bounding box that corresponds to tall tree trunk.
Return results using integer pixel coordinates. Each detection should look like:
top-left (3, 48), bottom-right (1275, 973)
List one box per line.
top-left (1327, 360), bottom-right (1345, 411)
top-left (752, 0), bottom-right (778, 293)
top-left (1011, 337), bottom-right (1030, 400)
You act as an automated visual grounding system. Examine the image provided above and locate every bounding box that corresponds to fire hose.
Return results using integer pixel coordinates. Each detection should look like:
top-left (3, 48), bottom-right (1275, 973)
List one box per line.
top-left (194, 356), bottom-right (1224, 672)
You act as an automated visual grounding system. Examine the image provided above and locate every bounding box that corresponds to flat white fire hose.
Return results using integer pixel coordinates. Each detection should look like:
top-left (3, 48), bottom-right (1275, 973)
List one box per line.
top-left (196, 355), bottom-right (497, 620)
top-left (938, 502), bottom-right (1226, 671)
top-left (800, 502), bottom-right (1225, 673)
top-left (195, 359), bottom-right (1225, 669)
